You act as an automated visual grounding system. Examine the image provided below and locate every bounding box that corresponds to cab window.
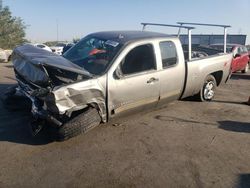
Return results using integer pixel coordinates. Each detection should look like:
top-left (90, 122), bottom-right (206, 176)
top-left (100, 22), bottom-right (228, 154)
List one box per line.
top-left (159, 41), bottom-right (178, 68)
top-left (120, 44), bottom-right (156, 75)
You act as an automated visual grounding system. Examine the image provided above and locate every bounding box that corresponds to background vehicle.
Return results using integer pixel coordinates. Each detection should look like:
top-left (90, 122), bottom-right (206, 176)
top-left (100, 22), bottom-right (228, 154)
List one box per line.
top-left (50, 43), bottom-right (66, 55)
top-left (7, 22), bottom-right (233, 140)
top-left (62, 43), bottom-right (75, 54)
top-left (0, 48), bottom-right (12, 63)
top-left (34, 43), bottom-right (52, 52)
top-left (246, 45), bottom-right (250, 57)
top-left (210, 44), bottom-right (249, 73)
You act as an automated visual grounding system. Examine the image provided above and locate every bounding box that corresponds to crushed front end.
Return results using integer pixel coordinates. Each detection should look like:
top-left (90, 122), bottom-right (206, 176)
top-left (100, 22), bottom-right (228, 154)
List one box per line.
top-left (10, 44), bottom-right (106, 136)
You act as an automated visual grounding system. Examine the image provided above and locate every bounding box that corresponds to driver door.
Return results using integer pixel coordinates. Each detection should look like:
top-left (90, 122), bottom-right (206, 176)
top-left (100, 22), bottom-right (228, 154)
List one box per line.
top-left (107, 43), bottom-right (160, 118)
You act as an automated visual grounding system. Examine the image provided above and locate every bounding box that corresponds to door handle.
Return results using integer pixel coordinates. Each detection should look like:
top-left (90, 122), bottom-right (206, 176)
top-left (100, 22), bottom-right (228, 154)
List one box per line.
top-left (147, 77), bottom-right (159, 84)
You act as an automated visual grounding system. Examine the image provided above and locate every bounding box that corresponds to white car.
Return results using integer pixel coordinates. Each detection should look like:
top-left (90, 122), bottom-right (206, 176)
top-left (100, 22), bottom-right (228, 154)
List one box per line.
top-left (34, 43), bottom-right (52, 52)
top-left (50, 43), bottom-right (66, 55)
top-left (0, 48), bottom-right (12, 63)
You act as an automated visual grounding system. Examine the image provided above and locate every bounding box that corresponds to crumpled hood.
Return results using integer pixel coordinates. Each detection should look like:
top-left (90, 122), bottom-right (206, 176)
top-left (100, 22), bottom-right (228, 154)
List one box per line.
top-left (12, 44), bottom-right (92, 86)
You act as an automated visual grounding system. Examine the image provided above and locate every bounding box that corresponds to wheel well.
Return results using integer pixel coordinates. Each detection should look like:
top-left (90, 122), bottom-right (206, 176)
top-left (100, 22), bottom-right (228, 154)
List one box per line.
top-left (8, 55), bottom-right (12, 62)
top-left (211, 71), bottom-right (223, 86)
top-left (88, 102), bottom-right (106, 122)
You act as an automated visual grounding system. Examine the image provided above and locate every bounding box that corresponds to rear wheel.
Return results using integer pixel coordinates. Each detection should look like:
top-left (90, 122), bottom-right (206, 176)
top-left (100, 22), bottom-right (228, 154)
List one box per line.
top-left (194, 75), bottom-right (217, 102)
top-left (241, 63), bottom-right (249, 73)
top-left (49, 107), bottom-right (101, 141)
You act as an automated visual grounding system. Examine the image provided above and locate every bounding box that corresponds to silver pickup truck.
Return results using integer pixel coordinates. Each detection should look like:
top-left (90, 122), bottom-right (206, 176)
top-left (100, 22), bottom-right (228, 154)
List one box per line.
top-left (6, 23), bottom-right (232, 140)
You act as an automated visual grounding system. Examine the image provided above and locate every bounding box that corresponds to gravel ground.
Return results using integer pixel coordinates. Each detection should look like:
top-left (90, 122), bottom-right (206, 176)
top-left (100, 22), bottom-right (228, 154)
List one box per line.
top-left (0, 63), bottom-right (249, 188)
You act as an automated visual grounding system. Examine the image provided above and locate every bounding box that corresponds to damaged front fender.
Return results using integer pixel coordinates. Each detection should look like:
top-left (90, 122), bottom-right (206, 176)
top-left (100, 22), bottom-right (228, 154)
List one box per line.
top-left (47, 79), bottom-right (107, 122)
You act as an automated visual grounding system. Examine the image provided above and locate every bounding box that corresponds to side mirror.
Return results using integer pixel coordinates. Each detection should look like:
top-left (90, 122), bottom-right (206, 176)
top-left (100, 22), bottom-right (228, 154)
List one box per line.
top-left (114, 67), bottom-right (123, 79)
top-left (234, 53), bottom-right (241, 58)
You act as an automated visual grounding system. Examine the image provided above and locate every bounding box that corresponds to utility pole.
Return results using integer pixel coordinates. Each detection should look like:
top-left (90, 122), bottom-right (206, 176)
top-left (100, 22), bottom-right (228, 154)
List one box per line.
top-left (56, 19), bottom-right (59, 42)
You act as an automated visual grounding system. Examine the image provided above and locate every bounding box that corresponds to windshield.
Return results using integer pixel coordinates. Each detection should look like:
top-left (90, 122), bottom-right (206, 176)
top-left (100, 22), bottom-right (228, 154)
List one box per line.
top-left (63, 36), bottom-right (122, 75)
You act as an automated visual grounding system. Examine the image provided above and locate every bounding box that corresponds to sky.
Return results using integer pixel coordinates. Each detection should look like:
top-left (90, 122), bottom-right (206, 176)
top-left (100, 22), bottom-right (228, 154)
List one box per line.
top-left (3, 0), bottom-right (250, 44)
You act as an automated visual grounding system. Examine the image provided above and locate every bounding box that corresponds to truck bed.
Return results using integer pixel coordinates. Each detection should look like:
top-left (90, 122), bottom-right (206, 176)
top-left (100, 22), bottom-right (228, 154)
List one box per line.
top-left (181, 52), bottom-right (233, 99)
top-left (182, 44), bottom-right (223, 60)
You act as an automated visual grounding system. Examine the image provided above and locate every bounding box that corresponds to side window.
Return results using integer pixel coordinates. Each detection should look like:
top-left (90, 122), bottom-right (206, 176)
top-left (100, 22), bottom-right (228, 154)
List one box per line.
top-left (120, 44), bottom-right (156, 75)
top-left (159, 41), bottom-right (177, 68)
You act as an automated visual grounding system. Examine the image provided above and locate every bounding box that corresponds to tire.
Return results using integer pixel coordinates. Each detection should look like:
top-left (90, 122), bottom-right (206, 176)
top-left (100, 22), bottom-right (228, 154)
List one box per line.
top-left (8, 55), bottom-right (12, 62)
top-left (194, 75), bottom-right (217, 102)
top-left (49, 107), bottom-right (101, 141)
top-left (241, 63), bottom-right (249, 73)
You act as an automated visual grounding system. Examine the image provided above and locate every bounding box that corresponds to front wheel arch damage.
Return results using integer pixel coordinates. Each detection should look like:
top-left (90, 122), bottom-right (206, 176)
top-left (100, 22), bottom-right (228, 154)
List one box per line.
top-left (53, 102), bottom-right (104, 140)
top-left (32, 104), bottom-right (103, 141)
top-left (65, 102), bottom-right (105, 123)
top-left (66, 105), bottom-right (96, 121)
top-left (49, 106), bottom-right (102, 141)
top-left (47, 101), bottom-right (104, 129)
top-left (51, 87), bottom-right (107, 121)
top-left (32, 93), bottom-right (106, 139)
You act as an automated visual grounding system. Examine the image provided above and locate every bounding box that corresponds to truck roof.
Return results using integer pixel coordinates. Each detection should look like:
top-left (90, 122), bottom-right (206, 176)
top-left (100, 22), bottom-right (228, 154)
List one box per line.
top-left (88, 31), bottom-right (173, 44)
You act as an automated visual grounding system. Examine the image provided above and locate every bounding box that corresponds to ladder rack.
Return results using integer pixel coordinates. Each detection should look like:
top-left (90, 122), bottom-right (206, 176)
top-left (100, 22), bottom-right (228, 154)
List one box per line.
top-left (141, 22), bottom-right (231, 61)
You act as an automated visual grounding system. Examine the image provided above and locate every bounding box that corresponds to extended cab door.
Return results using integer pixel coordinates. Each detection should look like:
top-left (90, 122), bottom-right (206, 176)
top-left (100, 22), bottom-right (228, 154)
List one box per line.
top-left (107, 42), bottom-right (160, 118)
top-left (156, 39), bottom-right (186, 105)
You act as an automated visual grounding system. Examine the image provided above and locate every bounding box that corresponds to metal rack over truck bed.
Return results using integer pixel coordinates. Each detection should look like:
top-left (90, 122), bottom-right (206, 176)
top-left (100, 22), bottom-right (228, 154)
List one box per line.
top-left (141, 22), bottom-right (231, 61)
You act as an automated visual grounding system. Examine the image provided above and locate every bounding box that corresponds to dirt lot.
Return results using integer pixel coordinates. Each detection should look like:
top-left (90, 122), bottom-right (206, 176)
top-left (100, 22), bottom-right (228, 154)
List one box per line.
top-left (0, 63), bottom-right (249, 188)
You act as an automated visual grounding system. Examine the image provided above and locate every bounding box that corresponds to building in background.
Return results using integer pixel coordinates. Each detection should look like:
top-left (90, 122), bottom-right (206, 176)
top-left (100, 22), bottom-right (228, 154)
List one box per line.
top-left (179, 34), bottom-right (247, 45)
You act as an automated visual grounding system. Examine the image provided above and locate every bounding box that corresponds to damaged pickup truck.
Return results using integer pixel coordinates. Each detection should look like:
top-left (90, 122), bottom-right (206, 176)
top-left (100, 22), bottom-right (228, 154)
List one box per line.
top-left (6, 23), bottom-right (233, 140)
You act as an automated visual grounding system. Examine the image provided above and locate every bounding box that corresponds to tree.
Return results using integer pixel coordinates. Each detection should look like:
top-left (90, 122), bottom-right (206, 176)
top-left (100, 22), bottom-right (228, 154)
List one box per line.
top-left (0, 6), bottom-right (27, 49)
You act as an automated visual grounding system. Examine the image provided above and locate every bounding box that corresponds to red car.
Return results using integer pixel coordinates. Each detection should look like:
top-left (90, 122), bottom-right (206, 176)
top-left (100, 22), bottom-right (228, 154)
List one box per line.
top-left (210, 44), bottom-right (250, 73)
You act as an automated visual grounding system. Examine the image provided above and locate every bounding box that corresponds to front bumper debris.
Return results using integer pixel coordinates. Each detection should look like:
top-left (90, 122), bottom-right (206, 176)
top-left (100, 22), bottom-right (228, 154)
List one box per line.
top-left (16, 86), bottom-right (63, 135)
